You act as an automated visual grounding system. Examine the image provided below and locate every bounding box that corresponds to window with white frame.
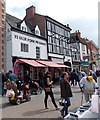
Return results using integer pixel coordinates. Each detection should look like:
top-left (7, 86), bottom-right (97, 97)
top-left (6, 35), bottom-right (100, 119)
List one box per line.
top-left (82, 44), bottom-right (85, 51)
top-left (48, 44), bottom-right (53, 52)
top-left (21, 26), bottom-right (26, 31)
top-left (36, 47), bottom-right (40, 59)
top-left (21, 43), bottom-right (28, 52)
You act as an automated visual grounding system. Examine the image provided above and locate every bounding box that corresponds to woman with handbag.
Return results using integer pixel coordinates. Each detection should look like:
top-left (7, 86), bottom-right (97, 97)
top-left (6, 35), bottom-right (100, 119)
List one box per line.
top-left (60, 72), bottom-right (73, 117)
top-left (44, 71), bottom-right (59, 110)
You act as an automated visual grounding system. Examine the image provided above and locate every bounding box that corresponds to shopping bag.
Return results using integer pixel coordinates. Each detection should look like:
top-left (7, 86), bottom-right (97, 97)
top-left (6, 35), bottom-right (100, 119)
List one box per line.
top-left (6, 89), bottom-right (15, 97)
top-left (59, 98), bottom-right (68, 106)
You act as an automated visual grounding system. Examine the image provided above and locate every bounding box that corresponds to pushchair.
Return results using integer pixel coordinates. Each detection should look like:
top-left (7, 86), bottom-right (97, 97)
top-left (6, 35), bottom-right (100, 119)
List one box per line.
top-left (29, 80), bottom-right (42, 95)
top-left (6, 81), bottom-right (31, 105)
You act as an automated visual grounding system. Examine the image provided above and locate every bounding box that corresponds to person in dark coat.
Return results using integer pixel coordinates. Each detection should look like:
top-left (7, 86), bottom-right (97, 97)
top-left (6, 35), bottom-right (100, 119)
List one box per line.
top-left (24, 70), bottom-right (31, 84)
top-left (60, 72), bottom-right (73, 117)
top-left (70, 69), bottom-right (77, 86)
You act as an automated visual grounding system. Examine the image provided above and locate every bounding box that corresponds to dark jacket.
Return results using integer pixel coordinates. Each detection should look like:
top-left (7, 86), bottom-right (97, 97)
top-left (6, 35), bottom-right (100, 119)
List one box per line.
top-left (60, 79), bottom-right (73, 98)
top-left (70, 72), bottom-right (77, 80)
top-left (24, 74), bottom-right (31, 84)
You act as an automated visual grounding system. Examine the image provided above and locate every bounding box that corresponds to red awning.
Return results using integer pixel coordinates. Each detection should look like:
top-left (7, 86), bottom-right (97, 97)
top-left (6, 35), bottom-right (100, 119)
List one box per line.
top-left (18, 59), bottom-right (45, 67)
top-left (57, 63), bottom-right (71, 68)
top-left (36, 60), bottom-right (70, 68)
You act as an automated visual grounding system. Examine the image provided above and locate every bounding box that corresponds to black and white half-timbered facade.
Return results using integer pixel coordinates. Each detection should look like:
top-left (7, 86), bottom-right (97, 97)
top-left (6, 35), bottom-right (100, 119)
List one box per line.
top-left (70, 32), bottom-right (88, 72)
top-left (46, 17), bottom-right (72, 67)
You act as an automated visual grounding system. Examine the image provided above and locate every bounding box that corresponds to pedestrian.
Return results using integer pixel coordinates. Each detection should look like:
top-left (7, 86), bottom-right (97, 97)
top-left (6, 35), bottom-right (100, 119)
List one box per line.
top-left (9, 70), bottom-right (16, 83)
top-left (89, 70), bottom-right (97, 82)
top-left (44, 71), bottom-right (59, 110)
top-left (81, 69), bottom-right (86, 77)
top-left (24, 70), bottom-right (31, 84)
top-left (60, 72), bottom-right (73, 117)
top-left (66, 69), bottom-right (71, 82)
top-left (70, 69), bottom-right (77, 86)
top-left (1, 70), bottom-right (7, 96)
top-left (38, 70), bottom-right (45, 88)
top-left (76, 71), bottom-right (83, 91)
top-left (80, 76), bottom-right (97, 102)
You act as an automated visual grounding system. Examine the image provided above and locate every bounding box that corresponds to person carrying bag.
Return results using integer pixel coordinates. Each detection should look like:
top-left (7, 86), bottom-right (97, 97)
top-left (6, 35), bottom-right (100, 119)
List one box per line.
top-left (43, 71), bottom-right (59, 110)
top-left (59, 72), bottom-right (73, 118)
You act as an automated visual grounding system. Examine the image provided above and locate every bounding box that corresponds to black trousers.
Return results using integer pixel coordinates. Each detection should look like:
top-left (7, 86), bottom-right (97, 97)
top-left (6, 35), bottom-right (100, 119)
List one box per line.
top-left (44, 90), bottom-right (57, 108)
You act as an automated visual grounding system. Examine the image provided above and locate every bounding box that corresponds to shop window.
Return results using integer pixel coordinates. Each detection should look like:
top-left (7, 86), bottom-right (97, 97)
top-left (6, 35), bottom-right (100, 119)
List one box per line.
top-left (21, 43), bottom-right (28, 52)
top-left (36, 47), bottom-right (40, 59)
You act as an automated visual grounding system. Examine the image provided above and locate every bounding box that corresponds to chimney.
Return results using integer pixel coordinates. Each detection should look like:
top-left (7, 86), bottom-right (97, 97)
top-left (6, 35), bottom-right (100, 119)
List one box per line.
top-left (77, 30), bottom-right (81, 38)
top-left (26, 6), bottom-right (36, 18)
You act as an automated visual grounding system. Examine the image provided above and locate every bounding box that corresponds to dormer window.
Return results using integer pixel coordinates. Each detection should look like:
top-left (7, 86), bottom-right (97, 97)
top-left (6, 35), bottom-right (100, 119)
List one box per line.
top-left (21, 26), bottom-right (26, 31)
top-left (35, 25), bottom-right (40, 36)
top-left (20, 21), bottom-right (27, 32)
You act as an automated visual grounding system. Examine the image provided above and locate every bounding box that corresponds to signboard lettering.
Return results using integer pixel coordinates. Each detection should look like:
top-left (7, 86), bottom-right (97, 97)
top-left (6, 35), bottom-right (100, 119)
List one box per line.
top-left (14, 34), bottom-right (46, 46)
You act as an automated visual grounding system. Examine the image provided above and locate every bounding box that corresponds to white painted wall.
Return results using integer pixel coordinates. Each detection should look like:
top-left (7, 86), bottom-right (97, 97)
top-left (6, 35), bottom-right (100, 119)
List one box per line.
top-left (12, 31), bottom-right (48, 59)
top-left (80, 43), bottom-right (88, 60)
top-left (6, 24), bottom-right (48, 71)
top-left (6, 23), bottom-right (13, 71)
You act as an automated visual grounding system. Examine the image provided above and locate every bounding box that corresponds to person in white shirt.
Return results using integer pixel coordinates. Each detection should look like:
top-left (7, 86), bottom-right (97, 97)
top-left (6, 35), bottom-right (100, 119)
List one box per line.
top-left (80, 76), bottom-right (97, 102)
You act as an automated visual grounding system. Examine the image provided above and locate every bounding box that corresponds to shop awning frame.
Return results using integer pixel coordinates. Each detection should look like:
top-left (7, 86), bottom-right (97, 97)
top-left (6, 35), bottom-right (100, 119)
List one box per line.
top-left (18, 59), bottom-right (45, 67)
top-left (36, 60), bottom-right (70, 68)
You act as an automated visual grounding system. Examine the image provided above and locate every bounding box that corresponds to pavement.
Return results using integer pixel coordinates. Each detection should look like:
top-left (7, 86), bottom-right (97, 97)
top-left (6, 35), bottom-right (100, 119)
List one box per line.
top-left (1, 84), bottom-right (86, 119)
top-left (1, 77), bottom-right (100, 119)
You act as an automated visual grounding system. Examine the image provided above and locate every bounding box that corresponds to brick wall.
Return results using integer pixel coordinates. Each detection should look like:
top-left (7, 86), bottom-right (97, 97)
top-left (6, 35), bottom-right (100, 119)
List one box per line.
top-left (0, 0), bottom-right (6, 72)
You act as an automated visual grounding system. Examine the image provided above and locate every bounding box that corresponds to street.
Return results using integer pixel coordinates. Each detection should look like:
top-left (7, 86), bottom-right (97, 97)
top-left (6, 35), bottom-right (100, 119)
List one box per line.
top-left (1, 84), bottom-right (86, 118)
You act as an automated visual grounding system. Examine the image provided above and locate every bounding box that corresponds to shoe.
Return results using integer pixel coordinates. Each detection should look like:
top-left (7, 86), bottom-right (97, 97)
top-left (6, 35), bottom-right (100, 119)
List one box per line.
top-left (45, 107), bottom-right (49, 109)
top-left (56, 107), bottom-right (60, 110)
top-left (60, 110), bottom-right (64, 117)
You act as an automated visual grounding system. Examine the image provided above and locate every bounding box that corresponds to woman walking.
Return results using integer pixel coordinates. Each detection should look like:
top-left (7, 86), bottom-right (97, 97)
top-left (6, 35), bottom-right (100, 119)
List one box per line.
top-left (44, 71), bottom-right (59, 110)
top-left (60, 72), bottom-right (73, 117)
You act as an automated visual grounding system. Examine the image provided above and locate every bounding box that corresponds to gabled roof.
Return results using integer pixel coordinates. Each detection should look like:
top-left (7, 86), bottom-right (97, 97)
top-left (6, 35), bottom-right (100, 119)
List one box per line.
top-left (6, 13), bottom-right (21, 29)
top-left (69, 32), bottom-right (87, 45)
top-left (6, 13), bottom-right (32, 33)
top-left (6, 13), bottom-right (47, 40)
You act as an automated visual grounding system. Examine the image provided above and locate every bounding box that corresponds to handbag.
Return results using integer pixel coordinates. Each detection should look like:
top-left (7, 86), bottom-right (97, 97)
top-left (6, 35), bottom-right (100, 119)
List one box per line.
top-left (59, 98), bottom-right (68, 106)
top-left (44, 87), bottom-right (51, 92)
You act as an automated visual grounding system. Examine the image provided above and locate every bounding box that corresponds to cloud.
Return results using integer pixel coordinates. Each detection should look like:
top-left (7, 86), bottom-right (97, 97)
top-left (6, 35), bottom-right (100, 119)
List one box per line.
top-left (6, 0), bottom-right (99, 45)
top-left (6, 0), bottom-right (39, 18)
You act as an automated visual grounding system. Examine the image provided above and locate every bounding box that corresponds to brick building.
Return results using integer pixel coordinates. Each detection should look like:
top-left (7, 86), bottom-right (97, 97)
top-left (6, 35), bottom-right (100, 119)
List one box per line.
top-left (87, 40), bottom-right (99, 71)
top-left (77, 31), bottom-right (99, 71)
top-left (0, 0), bottom-right (6, 72)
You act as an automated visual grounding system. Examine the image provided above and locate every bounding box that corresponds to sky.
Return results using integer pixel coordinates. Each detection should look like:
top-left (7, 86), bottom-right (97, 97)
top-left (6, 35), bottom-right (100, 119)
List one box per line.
top-left (6, 0), bottom-right (99, 46)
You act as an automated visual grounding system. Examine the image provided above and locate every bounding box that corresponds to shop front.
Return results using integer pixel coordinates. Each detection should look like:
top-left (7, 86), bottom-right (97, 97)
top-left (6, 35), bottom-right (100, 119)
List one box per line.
top-left (14, 59), bottom-right (70, 83)
top-left (14, 59), bottom-right (45, 82)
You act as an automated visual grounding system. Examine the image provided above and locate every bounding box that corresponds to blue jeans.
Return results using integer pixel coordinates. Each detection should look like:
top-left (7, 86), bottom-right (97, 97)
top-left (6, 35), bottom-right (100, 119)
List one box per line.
top-left (60, 97), bottom-right (71, 117)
